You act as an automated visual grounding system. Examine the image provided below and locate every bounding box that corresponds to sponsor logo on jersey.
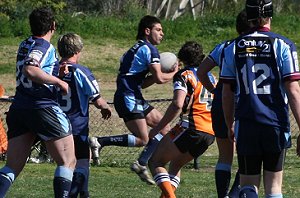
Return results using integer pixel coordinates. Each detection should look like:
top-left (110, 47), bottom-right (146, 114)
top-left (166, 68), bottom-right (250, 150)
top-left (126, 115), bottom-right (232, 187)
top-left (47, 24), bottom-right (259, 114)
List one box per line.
top-left (29, 50), bottom-right (43, 62)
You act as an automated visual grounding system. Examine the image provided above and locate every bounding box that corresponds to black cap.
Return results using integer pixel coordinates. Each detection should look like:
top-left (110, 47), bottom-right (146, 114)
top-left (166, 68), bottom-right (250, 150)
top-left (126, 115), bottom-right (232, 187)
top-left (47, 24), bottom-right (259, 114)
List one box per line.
top-left (246, 0), bottom-right (273, 21)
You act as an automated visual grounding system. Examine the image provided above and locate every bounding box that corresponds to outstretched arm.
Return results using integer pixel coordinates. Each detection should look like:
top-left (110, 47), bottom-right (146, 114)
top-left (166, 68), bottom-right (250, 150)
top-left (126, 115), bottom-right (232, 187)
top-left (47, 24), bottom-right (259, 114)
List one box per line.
top-left (93, 97), bottom-right (112, 120)
top-left (149, 89), bottom-right (186, 137)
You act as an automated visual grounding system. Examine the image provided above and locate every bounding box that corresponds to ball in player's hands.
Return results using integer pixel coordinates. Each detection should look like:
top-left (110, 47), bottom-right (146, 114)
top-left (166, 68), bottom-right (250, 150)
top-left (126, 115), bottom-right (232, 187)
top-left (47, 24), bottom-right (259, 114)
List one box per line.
top-left (160, 52), bottom-right (178, 73)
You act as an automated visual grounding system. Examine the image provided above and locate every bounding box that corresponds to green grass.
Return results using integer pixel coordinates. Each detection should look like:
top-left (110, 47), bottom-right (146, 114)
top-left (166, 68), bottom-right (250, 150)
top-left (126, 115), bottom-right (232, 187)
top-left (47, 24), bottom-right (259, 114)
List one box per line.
top-left (1, 149), bottom-right (300, 197)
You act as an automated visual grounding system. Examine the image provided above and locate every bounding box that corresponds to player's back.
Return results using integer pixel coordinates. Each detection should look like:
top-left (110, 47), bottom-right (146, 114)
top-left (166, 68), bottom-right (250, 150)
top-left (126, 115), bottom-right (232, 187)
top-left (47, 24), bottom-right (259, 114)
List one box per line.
top-left (224, 29), bottom-right (299, 128)
top-left (58, 63), bottom-right (100, 135)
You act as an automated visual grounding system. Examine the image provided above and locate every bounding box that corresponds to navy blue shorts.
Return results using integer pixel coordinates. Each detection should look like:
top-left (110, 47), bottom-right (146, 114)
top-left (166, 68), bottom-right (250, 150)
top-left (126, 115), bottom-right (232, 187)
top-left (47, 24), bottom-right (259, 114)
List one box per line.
top-left (73, 135), bottom-right (90, 159)
top-left (6, 106), bottom-right (72, 141)
top-left (238, 149), bottom-right (286, 175)
top-left (211, 96), bottom-right (228, 138)
top-left (173, 128), bottom-right (215, 158)
top-left (113, 93), bottom-right (154, 122)
top-left (236, 119), bottom-right (291, 156)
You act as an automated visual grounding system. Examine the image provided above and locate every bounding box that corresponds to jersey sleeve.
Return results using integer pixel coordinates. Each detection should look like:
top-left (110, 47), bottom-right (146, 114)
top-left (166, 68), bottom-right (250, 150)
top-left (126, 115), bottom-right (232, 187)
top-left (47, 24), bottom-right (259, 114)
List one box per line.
top-left (220, 43), bottom-right (236, 84)
top-left (173, 71), bottom-right (188, 93)
top-left (74, 67), bottom-right (100, 101)
top-left (276, 39), bottom-right (300, 81)
top-left (208, 42), bottom-right (226, 66)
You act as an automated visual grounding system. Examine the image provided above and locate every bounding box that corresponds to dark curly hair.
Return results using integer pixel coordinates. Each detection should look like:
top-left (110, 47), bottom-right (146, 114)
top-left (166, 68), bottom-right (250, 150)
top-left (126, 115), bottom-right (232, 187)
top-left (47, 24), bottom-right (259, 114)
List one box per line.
top-left (29, 7), bottom-right (55, 36)
top-left (178, 41), bottom-right (205, 67)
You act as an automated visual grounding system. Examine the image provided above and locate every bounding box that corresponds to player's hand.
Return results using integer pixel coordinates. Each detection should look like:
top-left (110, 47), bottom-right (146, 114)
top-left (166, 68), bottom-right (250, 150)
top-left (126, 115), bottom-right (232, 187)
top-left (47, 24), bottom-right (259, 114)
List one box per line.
top-left (296, 134), bottom-right (300, 156)
top-left (170, 61), bottom-right (179, 72)
top-left (57, 80), bottom-right (69, 95)
top-left (59, 64), bottom-right (69, 78)
top-left (101, 107), bottom-right (112, 120)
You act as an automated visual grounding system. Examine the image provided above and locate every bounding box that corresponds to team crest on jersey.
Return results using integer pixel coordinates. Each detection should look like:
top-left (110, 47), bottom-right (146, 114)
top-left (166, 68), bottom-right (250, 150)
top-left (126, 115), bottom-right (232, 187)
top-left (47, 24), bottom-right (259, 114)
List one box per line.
top-left (28, 50), bottom-right (43, 62)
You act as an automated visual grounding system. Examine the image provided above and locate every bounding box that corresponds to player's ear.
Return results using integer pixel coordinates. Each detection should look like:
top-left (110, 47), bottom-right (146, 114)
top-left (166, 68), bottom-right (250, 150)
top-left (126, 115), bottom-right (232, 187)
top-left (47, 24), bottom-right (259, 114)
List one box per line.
top-left (145, 28), bottom-right (151, 36)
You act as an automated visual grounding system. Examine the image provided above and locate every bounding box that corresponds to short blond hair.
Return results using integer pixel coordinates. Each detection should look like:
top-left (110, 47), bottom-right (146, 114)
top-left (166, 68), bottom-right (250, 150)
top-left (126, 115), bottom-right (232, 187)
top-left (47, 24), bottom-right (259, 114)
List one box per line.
top-left (57, 33), bottom-right (83, 58)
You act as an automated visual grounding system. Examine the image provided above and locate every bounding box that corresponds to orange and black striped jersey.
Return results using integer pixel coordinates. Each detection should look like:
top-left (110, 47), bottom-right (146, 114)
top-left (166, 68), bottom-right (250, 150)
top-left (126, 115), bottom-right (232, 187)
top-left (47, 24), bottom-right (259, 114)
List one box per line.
top-left (173, 66), bottom-right (217, 136)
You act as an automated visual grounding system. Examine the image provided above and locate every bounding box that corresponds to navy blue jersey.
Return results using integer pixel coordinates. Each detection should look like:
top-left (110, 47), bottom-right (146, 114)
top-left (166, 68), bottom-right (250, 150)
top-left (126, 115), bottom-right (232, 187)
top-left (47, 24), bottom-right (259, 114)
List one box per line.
top-left (58, 63), bottom-right (101, 136)
top-left (220, 28), bottom-right (300, 129)
top-left (115, 40), bottom-right (160, 98)
top-left (11, 36), bottom-right (60, 109)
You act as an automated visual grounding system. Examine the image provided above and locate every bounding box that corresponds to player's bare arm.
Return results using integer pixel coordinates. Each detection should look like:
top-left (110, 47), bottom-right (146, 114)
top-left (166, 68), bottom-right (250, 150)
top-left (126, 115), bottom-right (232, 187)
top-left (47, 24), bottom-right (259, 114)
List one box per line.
top-left (149, 63), bottom-right (178, 84)
top-left (93, 97), bottom-right (112, 120)
top-left (149, 89), bottom-right (185, 137)
top-left (284, 80), bottom-right (300, 156)
top-left (23, 64), bottom-right (69, 95)
top-left (197, 58), bottom-right (217, 92)
top-left (222, 83), bottom-right (235, 142)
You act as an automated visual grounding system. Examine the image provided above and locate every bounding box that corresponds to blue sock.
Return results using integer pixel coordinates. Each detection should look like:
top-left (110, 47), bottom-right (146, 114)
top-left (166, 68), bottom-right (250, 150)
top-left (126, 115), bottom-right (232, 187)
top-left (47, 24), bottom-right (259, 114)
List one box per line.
top-left (98, 134), bottom-right (136, 147)
top-left (53, 166), bottom-right (73, 198)
top-left (228, 170), bottom-right (240, 198)
top-left (0, 166), bottom-right (15, 197)
top-left (215, 163), bottom-right (231, 198)
top-left (266, 194), bottom-right (283, 198)
top-left (69, 172), bottom-right (85, 198)
top-left (239, 185), bottom-right (258, 198)
top-left (138, 133), bottom-right (163, 166)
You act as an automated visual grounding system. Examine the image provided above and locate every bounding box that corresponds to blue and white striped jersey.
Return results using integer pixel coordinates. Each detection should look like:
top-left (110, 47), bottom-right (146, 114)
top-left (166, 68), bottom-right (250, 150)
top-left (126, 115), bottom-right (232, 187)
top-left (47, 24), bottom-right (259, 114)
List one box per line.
top-left (115, 39), bottom-right (160, 98)
top-left (58, 63), bottom-right (100, 136)
top-left (11, 36), bottom-right (60, 109)
top-left (220, 28), bottom-right (300, 129)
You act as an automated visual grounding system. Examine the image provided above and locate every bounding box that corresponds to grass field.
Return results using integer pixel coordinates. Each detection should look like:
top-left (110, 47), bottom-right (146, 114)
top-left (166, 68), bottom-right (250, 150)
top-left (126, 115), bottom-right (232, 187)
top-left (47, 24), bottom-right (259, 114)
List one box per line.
top-left (2, 145), bottom-right (300, 198)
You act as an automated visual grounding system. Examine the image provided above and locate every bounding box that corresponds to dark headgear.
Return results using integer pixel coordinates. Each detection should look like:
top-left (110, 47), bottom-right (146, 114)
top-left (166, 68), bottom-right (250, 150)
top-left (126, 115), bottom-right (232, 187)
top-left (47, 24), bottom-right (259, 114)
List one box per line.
top-left (246, 0), bottom-right (273, 21)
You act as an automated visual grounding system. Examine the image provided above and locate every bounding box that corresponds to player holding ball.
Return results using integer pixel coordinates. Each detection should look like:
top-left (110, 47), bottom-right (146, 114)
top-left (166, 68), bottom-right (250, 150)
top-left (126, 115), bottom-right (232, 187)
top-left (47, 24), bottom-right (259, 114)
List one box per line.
top-left (89, 15), bottom-right (178, 185)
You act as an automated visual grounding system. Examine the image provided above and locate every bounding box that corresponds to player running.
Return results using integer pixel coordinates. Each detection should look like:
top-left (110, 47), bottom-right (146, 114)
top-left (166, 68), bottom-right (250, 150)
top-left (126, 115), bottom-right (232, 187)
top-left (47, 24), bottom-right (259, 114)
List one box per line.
top-left (148, 41), bottom-right (216, 198)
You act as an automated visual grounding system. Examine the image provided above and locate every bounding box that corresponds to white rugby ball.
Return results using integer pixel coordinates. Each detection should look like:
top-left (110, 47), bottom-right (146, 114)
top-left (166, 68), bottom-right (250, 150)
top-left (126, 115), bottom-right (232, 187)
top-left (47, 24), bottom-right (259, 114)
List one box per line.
top-left (160, 52), bottom-right (177, 73)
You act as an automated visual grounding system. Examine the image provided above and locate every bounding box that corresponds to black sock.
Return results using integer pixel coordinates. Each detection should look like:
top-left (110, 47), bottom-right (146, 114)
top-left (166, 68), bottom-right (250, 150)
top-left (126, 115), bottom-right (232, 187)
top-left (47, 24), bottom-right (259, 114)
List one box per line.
top-left (53, 177), bottom-right (72, 198)
top-left (69, 172), bottom-right (85, 198)
top-left (215, 169), bottom-right (231, 198)
top-left (0, 173), bottom-right (13, 197)
top-left (98, 134), bottom-right (129, 147)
